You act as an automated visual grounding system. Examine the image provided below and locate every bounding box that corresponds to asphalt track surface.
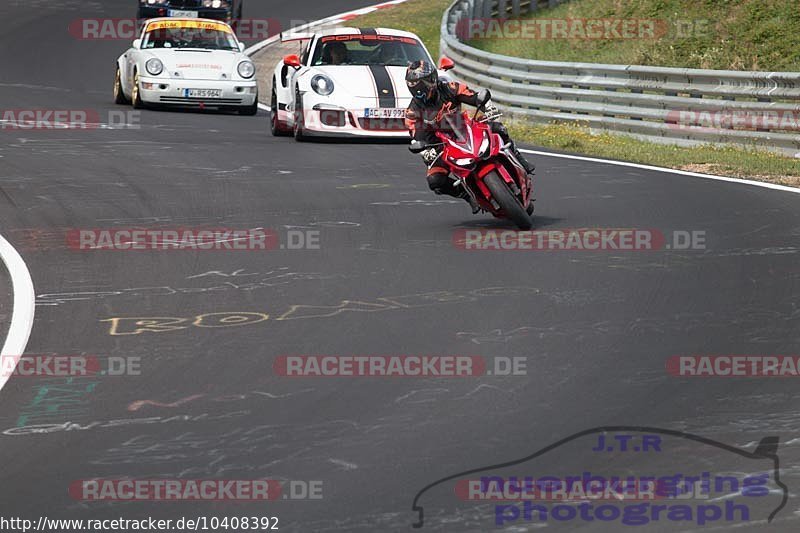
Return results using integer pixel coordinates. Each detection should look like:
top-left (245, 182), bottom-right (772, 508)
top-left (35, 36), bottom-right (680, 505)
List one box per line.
top-left (1, 1), bottom-right (800, 531)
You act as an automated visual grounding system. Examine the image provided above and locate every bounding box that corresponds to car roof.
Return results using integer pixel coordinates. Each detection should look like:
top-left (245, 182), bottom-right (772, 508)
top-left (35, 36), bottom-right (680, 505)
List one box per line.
top-left (143, 17), bottom-right (233, 27)
top-left (314, 26), bottom-right (421, 40)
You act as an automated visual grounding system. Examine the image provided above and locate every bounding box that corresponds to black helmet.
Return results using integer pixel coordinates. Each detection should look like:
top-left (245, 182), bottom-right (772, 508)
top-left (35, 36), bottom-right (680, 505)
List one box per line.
top-left (406, 60), bottom-right (438, 103)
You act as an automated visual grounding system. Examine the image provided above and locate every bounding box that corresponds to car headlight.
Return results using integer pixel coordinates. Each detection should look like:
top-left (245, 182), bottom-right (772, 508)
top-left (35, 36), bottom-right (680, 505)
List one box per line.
top-left (311, 74), bottom-right (334, 96)
top-left (203, 0), bottom-right (229, 7)
top-left (142, 0), bottom-right (168, 5)
top-left (237, 61), bottom-right (255, 79)
top-left (145, 58), bottom-right (163, 76)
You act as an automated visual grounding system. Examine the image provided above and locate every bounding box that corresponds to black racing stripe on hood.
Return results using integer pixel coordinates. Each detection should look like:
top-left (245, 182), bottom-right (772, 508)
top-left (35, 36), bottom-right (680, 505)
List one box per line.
top-left (368, 65), bottom-right (396, 108)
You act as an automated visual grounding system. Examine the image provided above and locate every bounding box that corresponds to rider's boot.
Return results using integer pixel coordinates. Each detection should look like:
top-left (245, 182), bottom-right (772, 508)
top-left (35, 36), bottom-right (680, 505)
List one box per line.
top-left (510, 143), bottom-right (535, 174)
top-left (459, 191), bottom-right (481, 214)
top-left (434, 183), bottom-right (480, 214)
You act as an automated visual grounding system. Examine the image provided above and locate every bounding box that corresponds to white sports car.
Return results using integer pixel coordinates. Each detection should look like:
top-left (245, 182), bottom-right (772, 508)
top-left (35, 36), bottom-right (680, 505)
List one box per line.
top-left (270, 27), bottom-right (453, 139)
top-left (114, 18), bottom-right (258, 115)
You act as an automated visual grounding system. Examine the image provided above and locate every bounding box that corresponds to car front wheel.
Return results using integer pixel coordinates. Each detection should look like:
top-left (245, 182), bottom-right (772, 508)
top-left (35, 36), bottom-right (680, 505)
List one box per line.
top-left (239, 95), bottom-right (258, 116)
top-left (293, 88), bottom-right (307, 141)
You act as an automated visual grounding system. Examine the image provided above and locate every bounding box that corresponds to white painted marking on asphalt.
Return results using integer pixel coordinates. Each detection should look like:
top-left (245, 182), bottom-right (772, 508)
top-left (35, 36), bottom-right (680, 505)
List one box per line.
top-left (0, 232), bottom-right (36, 392)
top-left (328, 458), bottom-right (358, 470)
top-left (521, 149), bottom-right (800, 194)
top-left (244, 0), bottom-right (409, 56)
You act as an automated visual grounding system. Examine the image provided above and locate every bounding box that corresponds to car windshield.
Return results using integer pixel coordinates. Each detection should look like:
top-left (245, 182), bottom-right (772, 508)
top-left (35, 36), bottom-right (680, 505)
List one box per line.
top-left (142, 21), bottom-right (239, 51)
top-left (311, 35), bottom-right (429, 67)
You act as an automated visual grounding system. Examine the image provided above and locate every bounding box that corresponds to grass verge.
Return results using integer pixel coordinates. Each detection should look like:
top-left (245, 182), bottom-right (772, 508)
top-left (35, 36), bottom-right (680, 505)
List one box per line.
top-left (468, 0), bottom-right (800, 71)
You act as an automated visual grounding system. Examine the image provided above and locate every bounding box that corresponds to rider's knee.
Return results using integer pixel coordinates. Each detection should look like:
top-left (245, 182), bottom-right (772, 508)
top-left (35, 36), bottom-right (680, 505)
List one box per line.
top-left (491, 122), bottom-right (509, 139)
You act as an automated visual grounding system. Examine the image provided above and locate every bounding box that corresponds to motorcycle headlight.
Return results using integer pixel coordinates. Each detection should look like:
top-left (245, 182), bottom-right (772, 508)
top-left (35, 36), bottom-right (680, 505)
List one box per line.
top-left (311, 74), bottom-right (334, 96)
top-left (453, 157), bottom-right (475, 166)
top-left (145, 58), bottom-right (163, 76)
top-left (203, 0), bottom-right (229, 7)
top-left (237, 61), bottom-right (255, 79)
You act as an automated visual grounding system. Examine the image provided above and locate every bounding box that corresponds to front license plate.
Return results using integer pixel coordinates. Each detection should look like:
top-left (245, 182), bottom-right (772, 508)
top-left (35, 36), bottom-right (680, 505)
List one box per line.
top-left (184, 89), bottom-right (222, 98)
top-left (169, 9), bottom-right (199, 17)
top-left (363, 108), bottom-right (405, 119)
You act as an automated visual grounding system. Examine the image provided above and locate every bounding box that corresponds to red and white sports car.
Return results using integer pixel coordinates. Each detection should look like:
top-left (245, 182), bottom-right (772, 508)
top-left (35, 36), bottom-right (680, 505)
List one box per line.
top-left (270, 27), bottom-right (453, 139)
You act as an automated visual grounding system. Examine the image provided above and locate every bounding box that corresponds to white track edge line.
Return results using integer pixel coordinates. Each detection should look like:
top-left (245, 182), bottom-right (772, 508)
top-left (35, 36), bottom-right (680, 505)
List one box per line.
top-left (244, 0), bottom-right (408, 56)
top-left (0, 232), bottom-right (35, 392)
top-left (520, 149), bottom-right (800, 194)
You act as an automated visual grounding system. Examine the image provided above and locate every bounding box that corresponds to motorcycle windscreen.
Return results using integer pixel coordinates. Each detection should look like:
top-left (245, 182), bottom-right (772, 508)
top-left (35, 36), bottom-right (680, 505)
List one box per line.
top-left (442, 111), bottom-right (473, 152)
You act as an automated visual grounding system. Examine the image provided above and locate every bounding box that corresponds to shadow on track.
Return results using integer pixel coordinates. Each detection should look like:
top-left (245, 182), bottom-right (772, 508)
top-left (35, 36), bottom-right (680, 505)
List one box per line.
top-left (453, 215), bottom-right (563, 230)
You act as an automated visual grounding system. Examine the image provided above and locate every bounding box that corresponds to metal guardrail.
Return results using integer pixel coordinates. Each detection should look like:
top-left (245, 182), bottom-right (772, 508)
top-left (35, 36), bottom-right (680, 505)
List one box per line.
top-left (440, 0), bottom-right (800, 155)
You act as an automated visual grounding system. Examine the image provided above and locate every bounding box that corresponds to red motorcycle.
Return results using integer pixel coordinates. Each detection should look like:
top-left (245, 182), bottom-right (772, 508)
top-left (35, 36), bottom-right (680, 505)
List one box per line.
top-left (410, 98), bottom-right (534, 230)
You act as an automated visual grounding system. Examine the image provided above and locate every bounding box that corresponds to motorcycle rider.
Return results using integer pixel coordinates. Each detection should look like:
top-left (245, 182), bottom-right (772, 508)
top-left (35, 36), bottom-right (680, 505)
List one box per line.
top-left (404, 60), bottom-right (534, 213)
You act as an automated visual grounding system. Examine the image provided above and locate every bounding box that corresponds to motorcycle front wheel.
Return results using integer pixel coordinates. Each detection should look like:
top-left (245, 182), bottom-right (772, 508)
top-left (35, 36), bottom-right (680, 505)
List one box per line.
top-left (483, 171), bottom-right (532, 230)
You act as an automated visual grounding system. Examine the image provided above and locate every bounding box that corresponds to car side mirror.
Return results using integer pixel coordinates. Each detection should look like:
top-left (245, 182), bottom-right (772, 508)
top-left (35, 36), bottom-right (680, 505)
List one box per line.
top-left (238, 42), bottom-right (246, 52)
top-left (283, 54), bottom-right (301, 69)
top-left (438, 56), bottom-right (455, 71)
top-left (132, 39), bottom-right (141, 49)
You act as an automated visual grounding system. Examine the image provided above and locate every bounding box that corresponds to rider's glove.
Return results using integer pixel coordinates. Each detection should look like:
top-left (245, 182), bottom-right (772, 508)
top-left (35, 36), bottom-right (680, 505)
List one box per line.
top-left (421, 148), bottom-right (439, 164)
top-left (484, 102), bottom-right (501, 119)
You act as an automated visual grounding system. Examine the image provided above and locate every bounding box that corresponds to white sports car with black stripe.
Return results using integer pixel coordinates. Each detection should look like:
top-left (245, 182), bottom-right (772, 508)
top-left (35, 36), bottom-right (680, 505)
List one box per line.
top-left (270, 27), bottom-right (449, 139)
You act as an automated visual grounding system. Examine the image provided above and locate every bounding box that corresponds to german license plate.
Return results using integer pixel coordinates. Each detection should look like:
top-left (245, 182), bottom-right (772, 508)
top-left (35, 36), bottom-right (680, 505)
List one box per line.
top-left (169, 10), bottom-right (199, 17)
top-left (185, 89), bottom-right (222, 98)
top-left (363, 108), bottom-right (405, 119)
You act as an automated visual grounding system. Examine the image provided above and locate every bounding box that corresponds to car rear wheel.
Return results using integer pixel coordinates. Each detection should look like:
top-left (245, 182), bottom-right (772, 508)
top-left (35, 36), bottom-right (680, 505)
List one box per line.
top-left (113, 67), bottom-right (129, 104)
top-left (270, 84), bottom-right (291, 136)
top-left (131, 71), bottom-right (146, 110)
